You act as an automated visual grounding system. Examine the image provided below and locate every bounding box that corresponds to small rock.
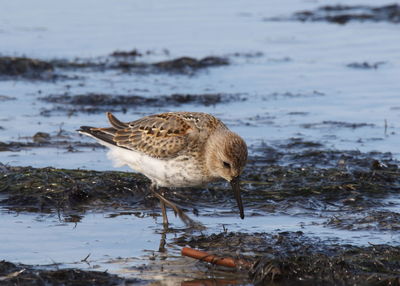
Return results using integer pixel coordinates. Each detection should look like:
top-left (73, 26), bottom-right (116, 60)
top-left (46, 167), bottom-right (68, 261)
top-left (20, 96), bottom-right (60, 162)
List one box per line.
top-left (33, 132), bottom-right (51, 143)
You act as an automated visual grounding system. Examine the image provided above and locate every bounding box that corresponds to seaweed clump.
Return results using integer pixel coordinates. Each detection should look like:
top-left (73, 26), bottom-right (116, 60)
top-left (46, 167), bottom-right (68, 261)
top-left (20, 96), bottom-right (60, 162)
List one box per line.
top-left (347, 62), bottom-right (386, 70)
top-left (0, 131), bottom-right (102, 152)
top-left (51, 54), bottom-right (229, 75)
top-left (0, 53), bottom-right (230, 81)
top-left (153, 56), bottom-right (229, 74)
top-left (39, 92), bottom-right (243, 115)
top-left (291, 4), bottom-right (400, 24)
top-left (0, 165), bottom-right (150, 213)
top-left (326, 210), bottom-right (400, 231)
top-left (243, 149), bottom-right (400, 202)
top-left (0, 57), bottom-right (54, 79)
top-left (1, 148), bottom-right (399, 219)
top-left (176, 231), bottom-right (400, 285)
top-left (0, 260), bottom-right (139, 286)
top-left (110, 49), bottom-right (143, 58)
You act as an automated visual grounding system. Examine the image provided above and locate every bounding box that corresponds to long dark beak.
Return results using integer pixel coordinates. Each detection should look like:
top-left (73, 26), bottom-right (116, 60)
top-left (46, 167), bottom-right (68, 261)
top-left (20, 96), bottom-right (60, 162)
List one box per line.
top-left (230, 176), bottom-right (244, 219)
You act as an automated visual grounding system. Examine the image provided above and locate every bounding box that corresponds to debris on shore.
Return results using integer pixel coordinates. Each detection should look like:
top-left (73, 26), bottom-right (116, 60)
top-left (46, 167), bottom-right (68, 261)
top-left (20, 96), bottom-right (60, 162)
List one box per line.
top-left (39, 92), bottom-right (244, 115)
top-left (269, 4), bottom-right (400, 25)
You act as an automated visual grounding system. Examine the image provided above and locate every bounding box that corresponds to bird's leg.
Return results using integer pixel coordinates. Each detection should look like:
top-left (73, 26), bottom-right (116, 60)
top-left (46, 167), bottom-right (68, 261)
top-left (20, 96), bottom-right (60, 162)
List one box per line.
top-left (158, 232), bottom-right (167, 252)
top-left (149, 185), bottom-right (200, 228)
top-left (160, 192), bottom-right (169, 229)
top-left (156, 188), bottom-right (196, 226)
top-left (150, 184), bottom-right (169, 229)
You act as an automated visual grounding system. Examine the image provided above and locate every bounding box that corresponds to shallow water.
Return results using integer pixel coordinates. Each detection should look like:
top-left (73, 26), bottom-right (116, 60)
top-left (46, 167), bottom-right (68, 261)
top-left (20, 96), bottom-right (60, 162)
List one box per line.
top-left (1, 0), bottom-right (399, 169)
top-left (1, 206), bottom-right (398, 271)
top-left (1, 0), bottom-right (400, 284)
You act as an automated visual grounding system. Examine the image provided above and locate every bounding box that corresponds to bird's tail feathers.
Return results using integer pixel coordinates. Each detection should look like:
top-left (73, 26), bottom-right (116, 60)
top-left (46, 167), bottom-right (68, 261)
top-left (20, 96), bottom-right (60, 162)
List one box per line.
top-left (78, 126), bottom-right (116, 146)
top-left (107, 112), bottom-right (129, 129)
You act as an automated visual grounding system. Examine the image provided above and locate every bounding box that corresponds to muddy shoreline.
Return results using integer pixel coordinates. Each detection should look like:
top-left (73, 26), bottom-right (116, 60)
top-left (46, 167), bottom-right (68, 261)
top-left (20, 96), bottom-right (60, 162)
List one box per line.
top-left (39, 92), bottom-right (245, 115)
top-left (1, 148), bottom-right (399, 285)
top-left (0, 54), bottom-right (229, 81)
top-left (268, 4), bottom-right (400, 25)
top-left (0, 260), bottom-right (139, 286)
top-left (2, 231), bottom-right (399, 285)
top-left (1, 1), bottom-right (400, 284)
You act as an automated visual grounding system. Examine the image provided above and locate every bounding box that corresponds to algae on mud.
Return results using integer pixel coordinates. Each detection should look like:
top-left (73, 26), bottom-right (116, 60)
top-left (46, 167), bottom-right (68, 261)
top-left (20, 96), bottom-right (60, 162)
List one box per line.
top-left (39, 92), bottom-right (244, 115)
top-left (1, 148), bottom-right (400, 285)
top-left (286, 4), bottom-right (400, 25)
top-left (1, 148), bottom-right (399, 225)
top-left (176, 231), bottom-right (400, 285)
top-left (0, 131), bottom-right (103, 152)
top-left (0, 53), bottom-right (229, 82)
top-left (0, 260), bottom-right (139, 286)
top-left (0, 165), bottom-right (149, 213)
top-left (153, 56), bottom-right (229, 74)
top-left (0, 57), bottom-right (55, 80)
top-left (347, 62), bottom-right (386, 70)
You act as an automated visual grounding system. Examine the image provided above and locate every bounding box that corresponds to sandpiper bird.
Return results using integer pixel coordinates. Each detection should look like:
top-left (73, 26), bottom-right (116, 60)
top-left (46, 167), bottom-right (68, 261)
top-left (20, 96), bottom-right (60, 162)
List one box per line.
top-left (78, 112), bottom-right (247, 227)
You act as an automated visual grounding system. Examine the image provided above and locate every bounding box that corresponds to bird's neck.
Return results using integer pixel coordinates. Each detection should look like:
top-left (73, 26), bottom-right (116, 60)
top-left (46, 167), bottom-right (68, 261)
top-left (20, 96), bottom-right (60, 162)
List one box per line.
top-left (203, 128), bottom-right (229, 177)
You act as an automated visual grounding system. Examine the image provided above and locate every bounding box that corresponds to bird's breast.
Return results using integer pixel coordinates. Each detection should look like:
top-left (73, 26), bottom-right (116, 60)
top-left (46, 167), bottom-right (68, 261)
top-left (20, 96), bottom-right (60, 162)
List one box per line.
top-left (106, 146), bottom-right (212, 188)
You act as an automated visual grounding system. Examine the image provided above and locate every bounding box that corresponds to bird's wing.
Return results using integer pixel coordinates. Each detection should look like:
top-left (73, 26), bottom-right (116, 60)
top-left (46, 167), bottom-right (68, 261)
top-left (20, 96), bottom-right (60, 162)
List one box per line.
top-left (114, 112), bottom-right (196, 158)
top-left (80, 112), bottom-right (223, 159)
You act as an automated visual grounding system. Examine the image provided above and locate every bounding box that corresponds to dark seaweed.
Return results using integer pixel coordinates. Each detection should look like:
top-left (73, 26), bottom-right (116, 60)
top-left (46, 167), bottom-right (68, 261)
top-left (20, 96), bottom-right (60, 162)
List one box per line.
top-left (153, 56), bottom-right (229, 74)
top-left (176, 231), bottom-right (400, 285)
top-left (0, 260), bottom-right (140, 286)
top-left (0, 166), bottom-right (150, 213)
top-left (290, 4), bottom-right (400, 24)
top-left (1, 148), bottom-right (399, 228)
top-left (347, 62), bottom-right (386, 69)
top-left (0, 57), bottom-right (55, 80)
top-left (0, 95), bottom-right (16, 101)
top-left (110, 49), bottom-right (143, 57)
top-left (39, 92), bottom-right (244, 115)
top-left (0, 53), bottom-right (230, 81)
top-left (1, 148), bottom-right (400, 285)
top-left (325, 211), bottom-right (400, 231)
top-left (0, 133), bottom-right (102, 152)
top-left (301, 121), bottom-right (375, 129)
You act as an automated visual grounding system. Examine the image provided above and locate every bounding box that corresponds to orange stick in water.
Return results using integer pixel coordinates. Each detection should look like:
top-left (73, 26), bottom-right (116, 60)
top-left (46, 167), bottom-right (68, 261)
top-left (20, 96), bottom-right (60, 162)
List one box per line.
top-left (181, 247), bottom-right (252, 269)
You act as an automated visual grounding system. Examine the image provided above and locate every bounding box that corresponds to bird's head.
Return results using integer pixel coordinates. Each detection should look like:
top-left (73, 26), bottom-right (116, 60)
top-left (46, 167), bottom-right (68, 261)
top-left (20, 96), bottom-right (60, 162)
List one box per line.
top-left (205, 129), bottom-right (248, 219)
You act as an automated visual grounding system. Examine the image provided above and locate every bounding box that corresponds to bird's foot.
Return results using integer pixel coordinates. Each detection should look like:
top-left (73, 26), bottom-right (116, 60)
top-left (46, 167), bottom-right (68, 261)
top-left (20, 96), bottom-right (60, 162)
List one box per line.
top-left (150, 186), bottom-right (205, 230)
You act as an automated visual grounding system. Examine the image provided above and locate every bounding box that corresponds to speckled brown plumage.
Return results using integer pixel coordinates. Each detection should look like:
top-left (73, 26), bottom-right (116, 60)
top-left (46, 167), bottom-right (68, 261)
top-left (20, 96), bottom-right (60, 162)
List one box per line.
top-left (91, 112), bottom-right (226, 159)
top-left (78, 111), bottom-right (248, 221)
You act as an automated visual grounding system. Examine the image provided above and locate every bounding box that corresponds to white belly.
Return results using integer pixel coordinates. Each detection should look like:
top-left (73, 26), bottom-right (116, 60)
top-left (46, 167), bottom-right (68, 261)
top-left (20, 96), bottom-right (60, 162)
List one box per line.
top-left (107, 145), bottom-right (208, 188)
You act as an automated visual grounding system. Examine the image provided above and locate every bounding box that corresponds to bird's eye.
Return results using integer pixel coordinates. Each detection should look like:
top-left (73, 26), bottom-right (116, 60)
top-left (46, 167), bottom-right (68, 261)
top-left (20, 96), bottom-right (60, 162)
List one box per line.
top-left (223, 161), bottom-right (231, 168)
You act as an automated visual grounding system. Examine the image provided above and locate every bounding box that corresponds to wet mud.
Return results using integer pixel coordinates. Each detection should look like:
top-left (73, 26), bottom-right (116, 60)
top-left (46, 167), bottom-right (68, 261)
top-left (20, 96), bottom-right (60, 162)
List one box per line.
top-left (254, 139), bottom-right (394, 169)
top-left (0, 53), bottom-right (229, 81)
top-left (0, 95), bottom-right (16, 102)
top-left (301, 121), bottom-right (375, 129)
top-left (110, 48), bottom-right (145, 58)
top-left (347, 62), bottom-right (386, 70)
top-left (0, 165), bottom-right (149, 214)
top-left (39, 92), bottom-right (244, 115)
top-left (1, 147), bottom-right (399, 225)
top-left (153, 56), bottom-right (229, 74)
top-left (266, 91), bottom-right (325, 100)
top-left (1, 1), bottom-right (400, 285)
top-left (1, 146), bottom-right (400, 284)
top-left (0, 57), bottom-right (55, 80)
top-left (7, 54), bottom-right (228, 81)
top-left (325, 211), bottom-right (400, 231)
top-left (176, 231), bottom-right (400, 285)
top-left (0, 131), bottom-right (102, 152)
top-left (0, 260), bottom-right (138, 286)
top-left (241, 150), bottom-right (400, 229)
top-left (288, 4), bottom-right (400, 25)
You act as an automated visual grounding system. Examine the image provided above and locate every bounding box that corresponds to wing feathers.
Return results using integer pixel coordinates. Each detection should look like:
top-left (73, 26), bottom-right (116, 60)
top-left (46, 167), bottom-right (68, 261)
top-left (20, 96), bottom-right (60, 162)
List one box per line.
top-left (78, 126), bottom-right (116, 146)
top-left (79, 112), bottom-right (221, 159)
top-left (107, 112), bottom-right (129, 129)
